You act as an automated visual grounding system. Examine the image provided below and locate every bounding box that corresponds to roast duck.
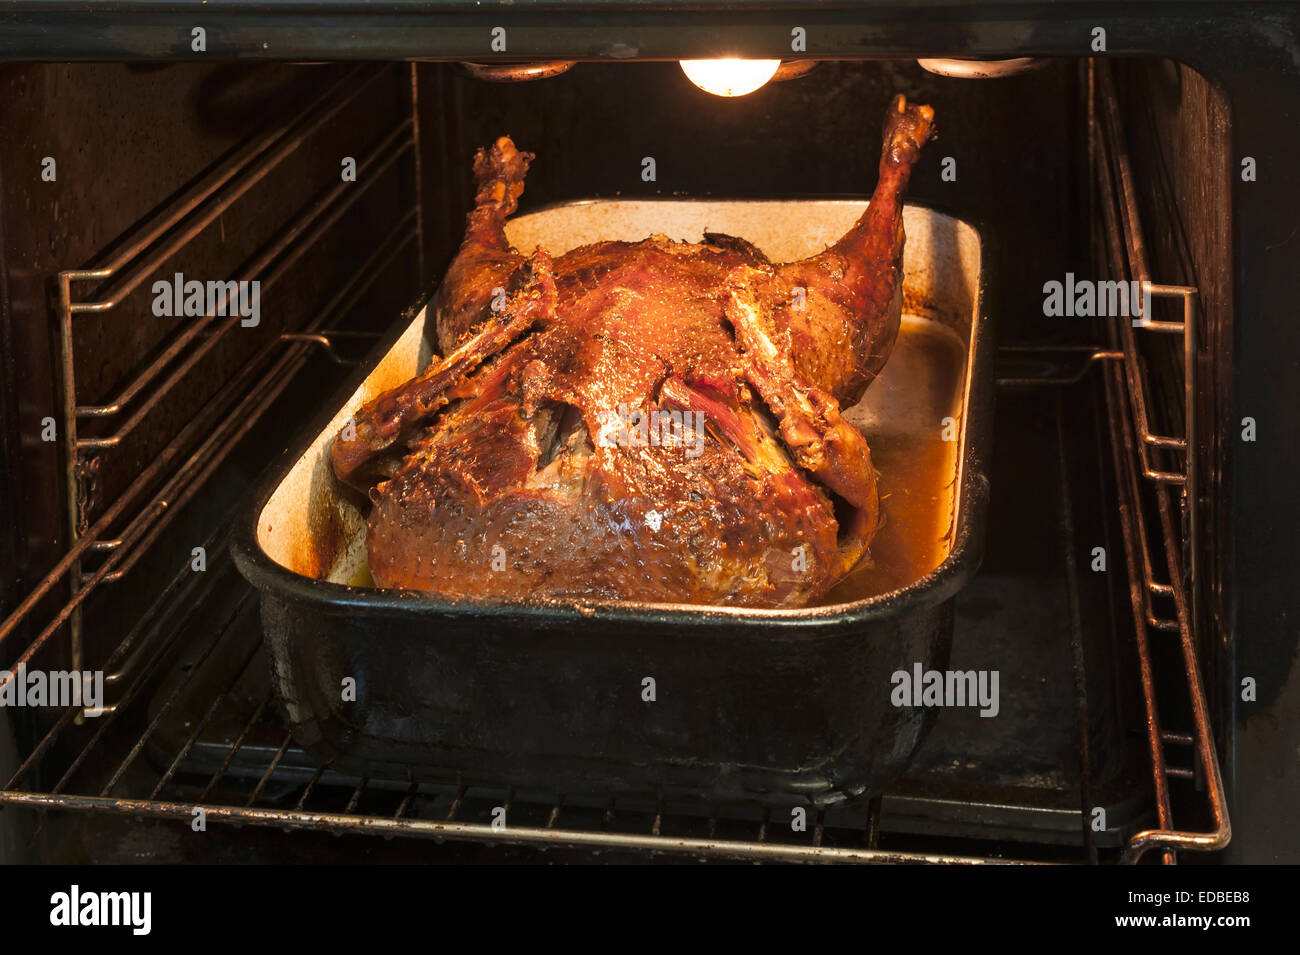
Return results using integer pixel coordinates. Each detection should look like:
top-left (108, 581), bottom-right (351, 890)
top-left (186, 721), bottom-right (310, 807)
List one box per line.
top-left (333, 95), bottom-right (936, 608)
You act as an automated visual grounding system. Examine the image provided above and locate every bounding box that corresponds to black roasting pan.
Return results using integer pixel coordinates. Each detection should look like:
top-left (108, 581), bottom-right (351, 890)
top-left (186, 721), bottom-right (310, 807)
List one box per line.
top-left (232, 198), bottom-right (995, 807)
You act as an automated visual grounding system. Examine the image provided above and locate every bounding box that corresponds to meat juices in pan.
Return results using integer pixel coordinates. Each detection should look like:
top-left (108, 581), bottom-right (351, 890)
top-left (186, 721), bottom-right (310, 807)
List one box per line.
top-left (333, 95), bottom-right (935, 607)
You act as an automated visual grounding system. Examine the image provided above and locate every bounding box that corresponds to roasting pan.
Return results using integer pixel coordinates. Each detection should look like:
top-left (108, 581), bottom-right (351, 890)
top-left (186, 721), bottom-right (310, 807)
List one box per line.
top-left (232, 199), bottom-right (994, 807)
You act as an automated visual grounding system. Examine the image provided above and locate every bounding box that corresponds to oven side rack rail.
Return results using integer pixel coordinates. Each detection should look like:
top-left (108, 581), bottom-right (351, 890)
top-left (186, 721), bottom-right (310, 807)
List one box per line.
top-left (1092, 59), bottom-right (1229, 865)
top-left (1024, 60), bottom-right (1228, 864)
top-left (0, 63), bottom-right (420, 692)
top-left (1001, 61), bottom-right (1229, 864)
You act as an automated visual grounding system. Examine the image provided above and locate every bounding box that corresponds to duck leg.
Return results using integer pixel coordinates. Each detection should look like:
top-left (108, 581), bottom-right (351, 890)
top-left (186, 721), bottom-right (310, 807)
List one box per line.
top-left (434, 136), bottom-right (534, 352)
top-left (774, 95), bottom-right (935, 405)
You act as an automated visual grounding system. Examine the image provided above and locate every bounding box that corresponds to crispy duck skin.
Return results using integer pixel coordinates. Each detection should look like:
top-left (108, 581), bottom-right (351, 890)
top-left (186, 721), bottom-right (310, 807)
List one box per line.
top-left (332, 95), bottom-right (935, 607)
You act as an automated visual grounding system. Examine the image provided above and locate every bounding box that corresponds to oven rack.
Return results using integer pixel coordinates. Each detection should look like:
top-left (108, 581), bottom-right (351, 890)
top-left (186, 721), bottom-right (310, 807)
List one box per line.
top-left (0, 60), bottom-right (1226, 864)
top-left (0, 547), bottom-right (1092, 865)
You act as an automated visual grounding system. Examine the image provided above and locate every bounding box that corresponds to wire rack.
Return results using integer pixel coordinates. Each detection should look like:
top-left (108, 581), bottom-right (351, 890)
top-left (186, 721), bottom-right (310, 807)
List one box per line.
top-left (0, 60), bottom-right (1227, 864)
top-left (1, 551), bottom-right (1065, 864)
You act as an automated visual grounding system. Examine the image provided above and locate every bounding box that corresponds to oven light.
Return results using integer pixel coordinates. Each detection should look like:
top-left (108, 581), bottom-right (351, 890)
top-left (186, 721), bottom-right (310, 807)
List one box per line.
top-left (679, 59), bottom-right (782, 96)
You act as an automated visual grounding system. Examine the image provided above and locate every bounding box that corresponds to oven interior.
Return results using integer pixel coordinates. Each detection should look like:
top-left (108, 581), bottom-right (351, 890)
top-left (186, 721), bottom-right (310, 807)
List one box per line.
top-left (0, 57), bottom-right (1230, 863)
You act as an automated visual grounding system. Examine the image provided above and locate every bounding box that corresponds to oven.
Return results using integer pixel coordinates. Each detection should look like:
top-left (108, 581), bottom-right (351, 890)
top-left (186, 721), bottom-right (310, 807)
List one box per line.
top-left (0, 2), bottom-right (1295, 867)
